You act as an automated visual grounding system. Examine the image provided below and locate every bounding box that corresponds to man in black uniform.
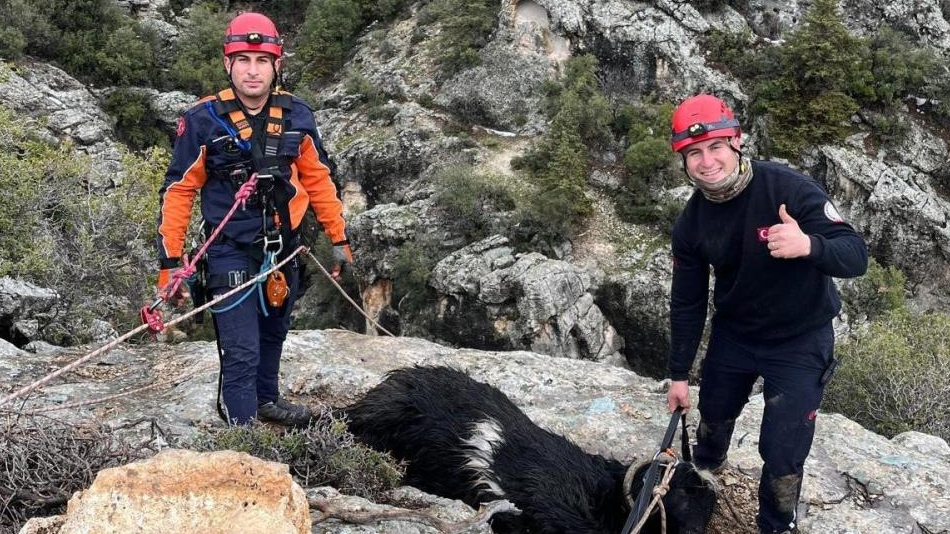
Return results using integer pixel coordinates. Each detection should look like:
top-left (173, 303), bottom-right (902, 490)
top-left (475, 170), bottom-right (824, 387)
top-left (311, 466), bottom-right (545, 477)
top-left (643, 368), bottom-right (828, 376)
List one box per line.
top-left (664, 94), bottom-right (868, 534)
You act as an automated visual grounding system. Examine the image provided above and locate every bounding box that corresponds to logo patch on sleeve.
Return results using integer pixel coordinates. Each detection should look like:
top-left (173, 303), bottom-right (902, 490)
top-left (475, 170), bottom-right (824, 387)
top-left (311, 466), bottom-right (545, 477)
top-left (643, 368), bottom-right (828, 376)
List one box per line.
top-left (176, 117), bottom-right (186, 137)
top-left (823, 201), bottom-right (844, 223)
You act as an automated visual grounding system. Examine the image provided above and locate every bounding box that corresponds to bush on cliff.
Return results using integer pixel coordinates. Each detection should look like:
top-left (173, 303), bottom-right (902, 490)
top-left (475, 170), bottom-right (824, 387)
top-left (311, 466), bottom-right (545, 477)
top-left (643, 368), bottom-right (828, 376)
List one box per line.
top-left (824, 309), bottom-right (950, 441)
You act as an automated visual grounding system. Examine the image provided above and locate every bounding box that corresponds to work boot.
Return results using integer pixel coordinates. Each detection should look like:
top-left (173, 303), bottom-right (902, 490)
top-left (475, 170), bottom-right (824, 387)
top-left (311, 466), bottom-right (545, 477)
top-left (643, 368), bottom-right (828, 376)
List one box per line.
top-left (257, 398), bottom-right (313, 428)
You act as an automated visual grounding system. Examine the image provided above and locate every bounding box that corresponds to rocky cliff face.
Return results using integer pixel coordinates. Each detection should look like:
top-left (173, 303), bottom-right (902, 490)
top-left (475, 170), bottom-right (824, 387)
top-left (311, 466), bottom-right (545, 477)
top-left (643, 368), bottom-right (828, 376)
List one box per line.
top-left (4, 0), bottom-right (950, 372)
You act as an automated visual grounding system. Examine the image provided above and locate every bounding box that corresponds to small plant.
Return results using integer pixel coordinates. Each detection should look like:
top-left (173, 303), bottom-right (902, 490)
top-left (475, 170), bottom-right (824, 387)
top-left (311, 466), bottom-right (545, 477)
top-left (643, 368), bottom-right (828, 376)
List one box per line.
top-left (1, 0), bottom-right (158, 86)
top-left (512, 55), bottom-right (613, 245)
top-left (841, 257), bottom-right (906, 320)
top-left (391, 241), bottom-right (438, 314)
top-left (0, 416), bottom-right (143, 533)
top-left (102, 88), bottom-right (171, 152)
top-left (434, 164), bottom-right (516, 240)
top-left (824, 309), bottom-right (950, 441)
top-left (167, 2), bottom-right (231, 96)
top-left (188, 405), bottom-right (404, 501)
top-left (706, 0), bottom-right (950, 159)
top-left (0, 105), bottom-right (166, 343)
top-left (419, 0), bottom-right (498, 78)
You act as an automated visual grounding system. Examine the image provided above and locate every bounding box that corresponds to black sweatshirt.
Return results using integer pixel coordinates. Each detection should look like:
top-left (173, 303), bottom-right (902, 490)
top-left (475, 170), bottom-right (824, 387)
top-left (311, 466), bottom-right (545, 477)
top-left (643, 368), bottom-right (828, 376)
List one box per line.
top-left (667, 160), bottom-right (868, 381)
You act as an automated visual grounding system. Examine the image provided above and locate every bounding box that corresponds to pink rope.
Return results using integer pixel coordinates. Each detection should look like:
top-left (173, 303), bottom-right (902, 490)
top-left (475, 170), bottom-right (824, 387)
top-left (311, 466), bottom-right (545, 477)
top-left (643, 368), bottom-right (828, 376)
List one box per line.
top-left (159, 173), bottom-right (259, 302)
top-left (0, 245), bottom-right (306, 410)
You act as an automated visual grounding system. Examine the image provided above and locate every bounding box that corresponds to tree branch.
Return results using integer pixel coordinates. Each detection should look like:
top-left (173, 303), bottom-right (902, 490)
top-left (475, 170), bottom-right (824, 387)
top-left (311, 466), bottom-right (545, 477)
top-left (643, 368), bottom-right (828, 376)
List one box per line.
top-left (309, 495), bottom-right (520, 534)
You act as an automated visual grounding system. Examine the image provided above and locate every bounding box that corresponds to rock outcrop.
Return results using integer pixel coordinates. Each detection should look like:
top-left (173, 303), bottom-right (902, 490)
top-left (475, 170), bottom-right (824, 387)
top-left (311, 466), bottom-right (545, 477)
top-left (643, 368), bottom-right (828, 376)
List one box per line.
top-left (6, 330), bottom-right (950, 533)
top-left (0, 278), bottom-right (59, 347)
top-left (22, 449), bottom-right (310, 534)
top-left (0, 63), bottom-right (125, 188)
top-left (429, 235), bottom-right (624, 363)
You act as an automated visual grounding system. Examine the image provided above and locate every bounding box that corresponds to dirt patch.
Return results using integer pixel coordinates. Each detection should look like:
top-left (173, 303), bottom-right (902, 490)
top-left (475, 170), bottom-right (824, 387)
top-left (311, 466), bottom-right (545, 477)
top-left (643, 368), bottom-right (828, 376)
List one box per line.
top-left (707, 467), bottom-right (759, 534)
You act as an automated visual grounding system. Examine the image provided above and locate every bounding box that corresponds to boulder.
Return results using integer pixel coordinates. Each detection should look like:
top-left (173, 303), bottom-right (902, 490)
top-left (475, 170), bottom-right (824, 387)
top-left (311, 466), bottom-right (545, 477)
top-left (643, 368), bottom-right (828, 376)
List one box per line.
top-left (0, 277), bottom-right (59, 345)
top-left (54, 449), bottom-right (309, 534)
top-left (813, 145), bottom-right (950, 307)
top-left (0, 62), bottom-right (124, 188)
top-left (429, 235), bottom-right (624, 363)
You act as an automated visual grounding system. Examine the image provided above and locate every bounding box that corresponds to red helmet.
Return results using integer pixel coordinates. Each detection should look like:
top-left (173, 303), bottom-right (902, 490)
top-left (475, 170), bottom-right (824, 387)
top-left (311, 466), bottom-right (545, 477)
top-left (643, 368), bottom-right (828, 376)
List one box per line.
top-left (670, 94), bottom-right (741, 152)
top-left (223, 12), bottom-right (283, 57)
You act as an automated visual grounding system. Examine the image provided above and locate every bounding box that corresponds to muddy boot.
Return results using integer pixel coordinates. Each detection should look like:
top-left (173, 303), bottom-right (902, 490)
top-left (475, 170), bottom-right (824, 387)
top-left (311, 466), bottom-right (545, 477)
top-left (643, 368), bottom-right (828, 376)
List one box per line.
top-left (257, 398), bottom-right (313, 428)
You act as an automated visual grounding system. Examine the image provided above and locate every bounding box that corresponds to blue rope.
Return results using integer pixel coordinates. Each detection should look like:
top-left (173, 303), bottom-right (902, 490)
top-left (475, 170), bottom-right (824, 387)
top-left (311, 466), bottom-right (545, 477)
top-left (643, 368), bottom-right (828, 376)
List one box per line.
top-left (204, 101), bottom-right (251, 152)
top-left (210, 252), bottom-right (276, 316)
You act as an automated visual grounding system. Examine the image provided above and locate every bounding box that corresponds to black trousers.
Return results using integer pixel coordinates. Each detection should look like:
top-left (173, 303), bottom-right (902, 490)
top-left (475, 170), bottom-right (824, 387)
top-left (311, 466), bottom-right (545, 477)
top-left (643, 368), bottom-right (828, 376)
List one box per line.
top-left (694, 322), bottom-right (834, 534)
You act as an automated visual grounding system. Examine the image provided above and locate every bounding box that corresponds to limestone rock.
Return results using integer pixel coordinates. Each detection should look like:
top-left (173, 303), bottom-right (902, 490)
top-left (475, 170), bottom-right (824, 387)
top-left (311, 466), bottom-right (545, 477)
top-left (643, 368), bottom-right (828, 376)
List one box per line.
top-left (429, 236), bottom-right (624, 363)
top-left (0, 278), bottom-right (59, 322)
top-left (814, 145), bottom-right (950, 307)
top-left (892, 431), bottom-right (950, 458)
top-left (0, 62), bottom-right (124, 187)
top-left (0, 336), bottom-right (24, 358)
top-left (6, 331), bottom-right (950, 532)
top-left (17, 516), bottom-right (64, 534)
top-left (56, 449), bottom-right (309, 534)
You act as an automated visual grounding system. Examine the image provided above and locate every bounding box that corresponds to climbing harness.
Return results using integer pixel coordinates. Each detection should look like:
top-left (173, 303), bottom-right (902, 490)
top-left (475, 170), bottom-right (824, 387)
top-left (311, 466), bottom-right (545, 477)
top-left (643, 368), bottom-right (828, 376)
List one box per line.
top-left (141, 172), bottom-right (262, 334)
top-left (620, 407), bottom-right (692, 534)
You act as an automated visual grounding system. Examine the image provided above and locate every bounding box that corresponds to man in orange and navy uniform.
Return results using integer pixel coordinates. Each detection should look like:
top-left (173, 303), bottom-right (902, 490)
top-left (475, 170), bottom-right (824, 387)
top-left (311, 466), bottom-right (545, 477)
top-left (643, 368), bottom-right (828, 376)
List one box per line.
top-left (156, 12), bottom-right (352, 427)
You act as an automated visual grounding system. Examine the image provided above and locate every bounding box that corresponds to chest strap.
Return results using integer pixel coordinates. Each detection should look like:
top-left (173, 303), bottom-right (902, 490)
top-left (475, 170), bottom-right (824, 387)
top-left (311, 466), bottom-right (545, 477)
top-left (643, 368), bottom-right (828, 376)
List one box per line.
top-left (211, 88), bottom-right (293, 161)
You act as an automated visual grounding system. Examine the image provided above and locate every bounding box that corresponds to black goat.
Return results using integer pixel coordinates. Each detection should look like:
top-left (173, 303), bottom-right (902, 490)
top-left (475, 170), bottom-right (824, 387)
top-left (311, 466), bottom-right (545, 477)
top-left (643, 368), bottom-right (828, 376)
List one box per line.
top-left (345, 366), bottom-right (717, 534)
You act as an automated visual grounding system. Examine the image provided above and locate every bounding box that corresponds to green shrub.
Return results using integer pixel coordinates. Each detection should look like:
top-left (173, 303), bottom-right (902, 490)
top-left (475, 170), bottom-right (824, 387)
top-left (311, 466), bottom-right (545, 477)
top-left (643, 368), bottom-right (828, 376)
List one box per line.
top-left (0, 105), bottom-right (166, 343)
top-left (0, 0), bottom-right (33, 60)
top-left (690, 0), bottom-right (731, 10)
top-left (624, 137), bottom-right (672, 177)
top-left (434, 164), bottom-right (516, 240)
top-left (611, 101), bottom-right (677, 228)
top-left (296, 0), bottom-right (364, 82)
top-left (841, 257), bottom-right (906, 320)
top-left (864, 27), bottom-right (944, 108)
top-left (102, 88), bottom-right (171, 152)
top-left (391, 241), bottom-right (438, 314)
top-left (824, 309), bottom-right (950, 441)
top-left (548, 55), bottom-right (613, 148)
top-left (359, 0), bottom-right (412, 22)
top-left (188, 408), bottom-right (404, 500)
top-left (707, 0), bottom-right (950, 158)
top-left (751, 0), bottom-right (868, 156)
top-left (419, 0), bottom-right (498, 78)
top-left (702, 29), bottom-right (759, 81)
top-left (1, 0), bottom-right (159, 86)
top-left (167, 2), bottom-right (230, 96)
top-left (511, 55), bottom-right (614, 244)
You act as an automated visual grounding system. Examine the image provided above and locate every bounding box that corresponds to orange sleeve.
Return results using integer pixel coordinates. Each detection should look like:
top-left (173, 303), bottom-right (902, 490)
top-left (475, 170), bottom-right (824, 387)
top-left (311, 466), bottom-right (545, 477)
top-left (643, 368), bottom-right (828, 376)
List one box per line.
top-left (295, 134), bottom-right (346, 243)
top-left (157, 146), bottom-right (207, 261)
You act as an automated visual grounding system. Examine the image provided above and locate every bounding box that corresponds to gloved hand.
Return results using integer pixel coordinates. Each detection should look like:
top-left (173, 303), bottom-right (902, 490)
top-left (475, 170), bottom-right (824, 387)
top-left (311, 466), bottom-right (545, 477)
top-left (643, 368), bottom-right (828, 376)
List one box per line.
top-left (330, 241), bottom-right (354, 281)
top-left (157, 268), bottom-right (191, 307)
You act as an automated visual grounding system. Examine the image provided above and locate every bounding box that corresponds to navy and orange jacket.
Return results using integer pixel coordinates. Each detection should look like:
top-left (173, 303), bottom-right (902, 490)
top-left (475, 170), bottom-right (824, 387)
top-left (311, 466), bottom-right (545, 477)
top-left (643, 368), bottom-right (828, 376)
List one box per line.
top-left (156, 90), bottom-right (345, 269)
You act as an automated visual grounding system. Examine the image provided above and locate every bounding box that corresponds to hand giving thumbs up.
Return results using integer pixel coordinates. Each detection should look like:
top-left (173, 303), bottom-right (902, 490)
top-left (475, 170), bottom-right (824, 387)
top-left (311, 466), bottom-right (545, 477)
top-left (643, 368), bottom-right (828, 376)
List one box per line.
top-left (767, 204), bottom-right (811, 258)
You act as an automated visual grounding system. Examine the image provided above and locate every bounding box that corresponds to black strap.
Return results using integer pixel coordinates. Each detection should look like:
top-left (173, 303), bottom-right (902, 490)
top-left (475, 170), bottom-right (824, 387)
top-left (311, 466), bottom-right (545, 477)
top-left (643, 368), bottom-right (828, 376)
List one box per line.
top-left (620, 407), bottom-right (690, 534)
top-left (210, 313), bottom-right (229, 424)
